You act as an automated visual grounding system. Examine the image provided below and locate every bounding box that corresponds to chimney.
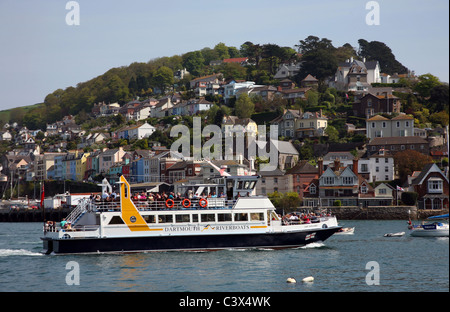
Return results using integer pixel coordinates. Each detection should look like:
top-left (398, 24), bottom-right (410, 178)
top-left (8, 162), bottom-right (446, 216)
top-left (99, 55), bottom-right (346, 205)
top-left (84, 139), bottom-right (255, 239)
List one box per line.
top-left (318, 157), bottom-right (323, 176)
top-left (352, 158), bottom-right (359, 176)
top-left (333, 159), bottom-right (340, 171)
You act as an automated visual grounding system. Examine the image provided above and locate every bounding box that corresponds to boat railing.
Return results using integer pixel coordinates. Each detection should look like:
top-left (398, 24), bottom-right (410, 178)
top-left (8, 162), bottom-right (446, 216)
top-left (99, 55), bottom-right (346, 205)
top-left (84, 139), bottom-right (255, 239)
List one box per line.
top-left (281, 216), bottom-right (333, 226)
top-left (89, 197), bottom-right (238, 212)
top-left (44, 223), bottom-right (99, 233)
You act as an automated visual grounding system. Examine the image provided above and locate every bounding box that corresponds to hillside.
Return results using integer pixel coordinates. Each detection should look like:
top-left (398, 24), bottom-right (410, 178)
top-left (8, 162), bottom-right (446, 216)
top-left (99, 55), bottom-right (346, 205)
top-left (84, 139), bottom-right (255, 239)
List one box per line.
top-left (1, 35), bottom-right (447, 133)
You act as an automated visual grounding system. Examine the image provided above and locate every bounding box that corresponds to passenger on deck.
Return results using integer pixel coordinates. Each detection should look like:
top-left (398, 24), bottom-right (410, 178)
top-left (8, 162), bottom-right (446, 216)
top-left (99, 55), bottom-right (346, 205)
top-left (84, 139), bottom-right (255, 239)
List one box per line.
top-left (60, 218), bottom-right (67, 229)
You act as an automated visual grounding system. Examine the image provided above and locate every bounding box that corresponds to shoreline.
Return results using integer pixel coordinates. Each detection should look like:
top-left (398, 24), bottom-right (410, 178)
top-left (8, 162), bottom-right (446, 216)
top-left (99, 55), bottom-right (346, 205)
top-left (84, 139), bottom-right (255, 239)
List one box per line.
top-left (0, 205), bottom-right (448, 222)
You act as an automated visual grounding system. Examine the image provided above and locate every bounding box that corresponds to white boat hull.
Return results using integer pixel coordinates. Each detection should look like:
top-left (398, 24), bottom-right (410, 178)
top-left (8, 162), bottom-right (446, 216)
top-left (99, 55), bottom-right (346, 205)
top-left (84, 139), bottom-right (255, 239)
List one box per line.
top-left (410, 229), bottom-right (449, 237)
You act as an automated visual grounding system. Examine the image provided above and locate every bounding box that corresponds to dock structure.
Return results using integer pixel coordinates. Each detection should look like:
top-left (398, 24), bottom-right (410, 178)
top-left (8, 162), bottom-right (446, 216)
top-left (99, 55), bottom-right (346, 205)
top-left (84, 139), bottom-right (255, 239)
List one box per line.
top-left (0, 207), bottom-right (71, 222)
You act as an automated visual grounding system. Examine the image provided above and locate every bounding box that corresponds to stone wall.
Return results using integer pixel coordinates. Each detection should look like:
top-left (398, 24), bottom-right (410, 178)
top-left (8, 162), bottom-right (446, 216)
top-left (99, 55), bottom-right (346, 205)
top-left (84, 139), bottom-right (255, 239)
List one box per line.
top-left (325, 206), bottom-right (449, 220)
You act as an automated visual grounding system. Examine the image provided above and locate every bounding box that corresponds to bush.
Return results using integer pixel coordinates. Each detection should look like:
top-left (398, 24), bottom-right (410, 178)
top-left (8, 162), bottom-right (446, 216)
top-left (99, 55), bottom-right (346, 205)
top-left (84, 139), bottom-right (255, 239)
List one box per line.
top-left (333, 200), bottom-right (342, 207)
top-left (401, 192), bottom-right (418, 206)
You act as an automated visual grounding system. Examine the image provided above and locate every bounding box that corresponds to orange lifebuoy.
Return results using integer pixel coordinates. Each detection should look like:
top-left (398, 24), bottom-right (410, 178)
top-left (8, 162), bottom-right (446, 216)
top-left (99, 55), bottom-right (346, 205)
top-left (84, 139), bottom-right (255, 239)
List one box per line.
top-left (165, 199), bottom-right (174, 209)
top-left (199, 198), bottom-right (208, 208)
top-left (182, 198), bottom-right (191, 208)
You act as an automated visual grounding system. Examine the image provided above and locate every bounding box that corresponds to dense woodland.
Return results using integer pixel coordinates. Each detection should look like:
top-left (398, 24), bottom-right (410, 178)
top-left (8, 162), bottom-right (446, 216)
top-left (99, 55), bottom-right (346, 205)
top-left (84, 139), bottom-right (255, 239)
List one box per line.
top-left (1, 36), bottom-right (448, 140)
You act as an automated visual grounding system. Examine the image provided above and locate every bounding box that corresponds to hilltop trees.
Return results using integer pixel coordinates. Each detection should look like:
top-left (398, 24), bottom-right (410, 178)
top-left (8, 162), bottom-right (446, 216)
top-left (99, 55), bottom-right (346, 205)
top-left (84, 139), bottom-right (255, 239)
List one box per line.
top-left (295, 36), bottom-right (338, 83)
top-left (7, 36), bottom-right (445, 137)
top-left (357, 39), bottom-right (408, 75)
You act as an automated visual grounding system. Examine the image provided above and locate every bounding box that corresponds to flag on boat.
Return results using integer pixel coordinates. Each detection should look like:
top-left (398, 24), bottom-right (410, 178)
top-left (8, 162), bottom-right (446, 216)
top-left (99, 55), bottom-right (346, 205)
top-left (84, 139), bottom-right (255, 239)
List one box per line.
top-left (396, 185), bottom-right (405, 191)
top-left (40, 183), bottom-right (45, 208)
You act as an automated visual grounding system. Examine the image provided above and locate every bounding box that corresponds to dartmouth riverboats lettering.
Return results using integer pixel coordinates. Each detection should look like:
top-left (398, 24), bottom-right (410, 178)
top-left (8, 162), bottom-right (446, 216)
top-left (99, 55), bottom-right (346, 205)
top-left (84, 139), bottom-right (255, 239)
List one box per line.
top-left (164, 224), bottom-right (251, 232)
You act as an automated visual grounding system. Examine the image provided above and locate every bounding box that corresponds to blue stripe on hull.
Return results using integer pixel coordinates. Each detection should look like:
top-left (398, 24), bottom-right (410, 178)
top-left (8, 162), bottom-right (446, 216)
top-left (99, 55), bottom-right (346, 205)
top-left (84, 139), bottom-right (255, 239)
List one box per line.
top-left (43, 227), bottom-right (341, 254)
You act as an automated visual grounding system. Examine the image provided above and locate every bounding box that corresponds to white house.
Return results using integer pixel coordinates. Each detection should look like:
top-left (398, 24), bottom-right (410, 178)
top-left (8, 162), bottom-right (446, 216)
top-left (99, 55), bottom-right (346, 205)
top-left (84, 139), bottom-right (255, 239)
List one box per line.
top-left (116, 122), bottom-right (156, 140)
top-left (331, 57), bottom-right (381, 92)
top-left (223, 81), bottom-right (263, 104)
top-left (128, 123), bottom-right (156, 140)
top-left (274, 63), bottom-right (302, 80)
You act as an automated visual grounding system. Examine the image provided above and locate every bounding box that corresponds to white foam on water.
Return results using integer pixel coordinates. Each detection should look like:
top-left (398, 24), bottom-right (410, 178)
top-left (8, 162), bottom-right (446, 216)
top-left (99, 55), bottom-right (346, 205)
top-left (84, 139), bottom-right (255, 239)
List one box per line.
top-left (300, 242), bottom-right (325, 249)
top-left (0, 249), bottom-right (43, 257)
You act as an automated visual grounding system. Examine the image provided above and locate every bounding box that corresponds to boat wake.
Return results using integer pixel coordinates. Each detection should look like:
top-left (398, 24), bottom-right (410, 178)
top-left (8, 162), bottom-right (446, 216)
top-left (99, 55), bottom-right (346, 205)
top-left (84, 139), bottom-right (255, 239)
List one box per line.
top-left (0, 249), bottom-right (43, 257)
top-left (300, 242), bottom-right (326, 249)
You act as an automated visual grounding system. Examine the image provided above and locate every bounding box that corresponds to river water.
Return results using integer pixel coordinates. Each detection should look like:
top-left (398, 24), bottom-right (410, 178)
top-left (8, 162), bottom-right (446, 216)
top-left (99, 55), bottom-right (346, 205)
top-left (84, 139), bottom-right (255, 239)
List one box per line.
top-left (0, 221), bottom-right (448, 293)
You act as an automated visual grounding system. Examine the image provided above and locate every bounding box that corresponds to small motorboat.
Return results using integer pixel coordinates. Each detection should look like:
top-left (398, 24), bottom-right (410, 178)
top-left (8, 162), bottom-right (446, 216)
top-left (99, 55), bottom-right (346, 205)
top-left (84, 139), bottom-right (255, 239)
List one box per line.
top-left (384, 232), bottom-right (405, 237)
top-left (335, 227), bottom-right (355, 235)
top-left (409, 214), bottom-right (449, 237)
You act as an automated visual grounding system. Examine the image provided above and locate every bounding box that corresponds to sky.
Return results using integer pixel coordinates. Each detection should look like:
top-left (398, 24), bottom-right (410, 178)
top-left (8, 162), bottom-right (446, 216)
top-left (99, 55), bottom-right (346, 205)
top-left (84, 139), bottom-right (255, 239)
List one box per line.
top-left (0, 0), bottom-right (448, 111)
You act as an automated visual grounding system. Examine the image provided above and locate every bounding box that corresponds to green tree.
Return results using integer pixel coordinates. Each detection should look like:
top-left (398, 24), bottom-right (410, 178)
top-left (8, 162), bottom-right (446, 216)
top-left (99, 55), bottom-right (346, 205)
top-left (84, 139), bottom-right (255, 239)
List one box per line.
top-left (429, 111), bottom-right (449, 126)
top-left (153, 66), bottom-right (174, 93)
top-left (214, 42), bottom-right (230, 60)
top-left (295, 36), bottom-right (337, 83)
top-left (429, 84), bottom-right (449, 112)
top-left (235, 93), bottom-right (255, 118)
top-left (305, 90), bottom-right (319, 107)
top-left (358, 39), bottom-right (408, 74)
top-left (182, 51), bottom-right (205, 76)
top-left (414, 74), bottom-right (441, 98)
top-left (325, 125), bottom-right (339, 142)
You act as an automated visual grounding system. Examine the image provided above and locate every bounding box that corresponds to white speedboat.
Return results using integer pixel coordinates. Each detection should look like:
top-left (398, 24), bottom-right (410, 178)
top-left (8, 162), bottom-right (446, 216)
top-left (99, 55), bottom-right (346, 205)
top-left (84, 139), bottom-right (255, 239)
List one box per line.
top-left (410, 214), bottom-right (449, 237)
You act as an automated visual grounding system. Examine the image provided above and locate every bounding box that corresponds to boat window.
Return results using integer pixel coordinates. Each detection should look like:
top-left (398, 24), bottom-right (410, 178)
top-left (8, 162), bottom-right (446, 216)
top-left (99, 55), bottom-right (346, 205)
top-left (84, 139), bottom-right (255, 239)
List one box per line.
top-left (143, 215), bottom-right (156, 224)
top-left (218, 213), bottom-right (232, 222)
top-left (250, 213), bottom-right (264, 221)
top-left (249, 181), bottom-right (256, 189)
top-left (244, 181), bottom-right (250, 189)
top-left (108, 216), bottom-right (124, 225)
top-left (158, 215), bottom-right (173, 223)
top-left (238, 181), bottom-right (243, 189)
top-left (192, 214), bottom-right (199, 223)
top-left (201, 214), bottom-right (216, 223)
top-left (234, 213), bottom-right (248, 222)
top-left (176, 214), bottom-right (190, 223)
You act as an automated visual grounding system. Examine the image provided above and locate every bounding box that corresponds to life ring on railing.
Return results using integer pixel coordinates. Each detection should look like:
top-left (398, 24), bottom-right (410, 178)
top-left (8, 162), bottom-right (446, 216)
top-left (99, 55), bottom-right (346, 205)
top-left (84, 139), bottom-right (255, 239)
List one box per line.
top-left (199, 198), bottom-right (208, 208)
top-left (182, 198), bottom-right (191, 208)
top-left (165, 199), bottom-right (174, 209)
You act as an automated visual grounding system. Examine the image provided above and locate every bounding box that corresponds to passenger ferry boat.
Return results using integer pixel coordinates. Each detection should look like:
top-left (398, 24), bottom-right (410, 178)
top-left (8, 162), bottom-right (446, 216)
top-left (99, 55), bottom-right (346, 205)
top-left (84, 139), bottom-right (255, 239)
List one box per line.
top-left (41, 175), bottom-right (341, 254)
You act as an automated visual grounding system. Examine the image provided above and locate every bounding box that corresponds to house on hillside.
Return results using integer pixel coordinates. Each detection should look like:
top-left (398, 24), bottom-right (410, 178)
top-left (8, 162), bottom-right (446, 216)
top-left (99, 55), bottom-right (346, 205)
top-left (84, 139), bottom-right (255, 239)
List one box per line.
top-left (274, 63), bottom-right (301, 80)
top-left (367, 136), bottom-right (429, 156)
top-left (300, 74), bottom-right (319, 88)
top-left (115, 123), bottom-right (156, 140)
top-left (409, 163), bottom-right (449, 210)
top-left (331, 58), bottom-right (381, 93)
top-left (287, 160), bottom-right (319, 198)
top-left (302, 158), bottom-right (393, 207)
top-left (366, 114), bottom-right (414, 139)
top-left (354, 93), bottom-right (401, 118)
top-left (255, 167), bottom-right (293, 196)
top-left (222, 116), bottom-right (258, 138)
top-left (271, 109), bottom-right (327, 139)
